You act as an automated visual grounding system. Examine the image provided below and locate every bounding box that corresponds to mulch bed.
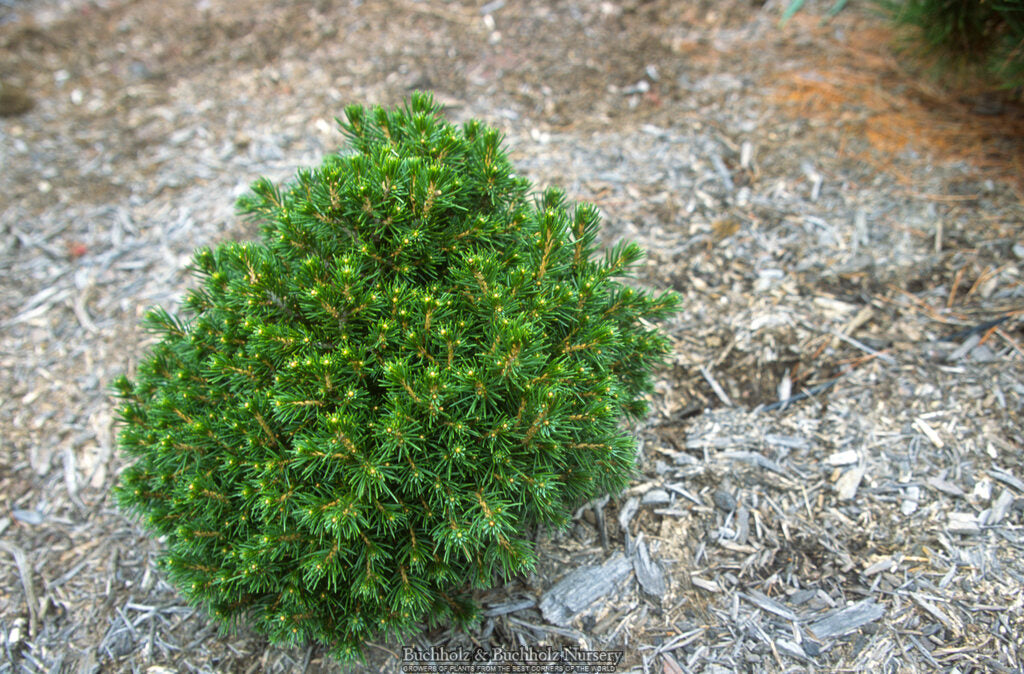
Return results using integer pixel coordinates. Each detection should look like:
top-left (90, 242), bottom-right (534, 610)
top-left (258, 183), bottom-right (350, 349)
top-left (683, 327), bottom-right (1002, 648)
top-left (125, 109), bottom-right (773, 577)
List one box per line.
top-left (2, 0), bottom-right (1022, 671)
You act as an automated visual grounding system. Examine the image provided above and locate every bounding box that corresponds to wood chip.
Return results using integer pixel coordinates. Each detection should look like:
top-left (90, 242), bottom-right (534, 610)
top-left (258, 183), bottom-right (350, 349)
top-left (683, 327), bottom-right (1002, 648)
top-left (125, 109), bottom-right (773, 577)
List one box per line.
top-left (618, 496), bottom-right (640, 533)
top-left (691, 576), bottom-right (722, 593)
top-left (538, 553), bottom-right (633, 627)
top-left (970, 479), bottom-right (993, 503)
top-left (720, 450), bottom-right (788, 475)
top-left (862, 555), bottom-right (899, 576)
top-left (901, 485), bottom-right (921, 515)
top-left (764, 434), bottom-right (810, 450)
top-left (989, 467), bottom-right (1024, 493)
top-left (665, 483), bottom-right (702, 505)
top-left (700, 365), bottom-right (733, 407)
top-left (913, 418), bottom-right (945, 448)
top-left (632, 535), bottom-right (667, 598)
top-left (740, 589), bottom-right (798, 621)
top-left (988, 489), bottom-right (1015, 525)
top-left (734, 506), bottom-right (750, 545)
top-left (835, 466), bottom-right (865, 500)
top-left (829, 328), bottom-right (897, 365)
top-left (776, 638), bottom-right (809, 660)
top-left (0, 541), bottom-right (39, 637)
top-left (482, 598), bottom-right (536, 617)
top-left (662, 652), bottom-right (685, 674)
top-left (718, 540), bottom-right (757, 554)
top-left (912, 593), bottom-right (963, 637)
top-left (947, 512), bottom-right (981, 535)
top-left (641, 488), bottom-right (671, 505)
top-left (808, 599), bottom-right (885, 639)
top-left (827, 449), bottom-right (860, 466)
top-left (11, 509), bottom-right (44, 526)
top-left (927, 476), bottom-right (965, 497)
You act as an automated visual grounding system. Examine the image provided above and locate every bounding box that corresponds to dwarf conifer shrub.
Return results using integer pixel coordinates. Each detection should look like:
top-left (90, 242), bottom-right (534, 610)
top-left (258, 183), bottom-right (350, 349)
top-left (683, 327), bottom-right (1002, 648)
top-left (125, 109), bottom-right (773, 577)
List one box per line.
top-left (113, 93), bottom-right (678, 659)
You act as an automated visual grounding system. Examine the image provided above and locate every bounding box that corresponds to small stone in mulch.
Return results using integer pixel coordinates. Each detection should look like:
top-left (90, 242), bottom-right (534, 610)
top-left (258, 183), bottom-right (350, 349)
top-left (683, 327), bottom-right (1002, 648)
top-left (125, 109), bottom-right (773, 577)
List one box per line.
top-left (713, 489), bottom-right (737, 512)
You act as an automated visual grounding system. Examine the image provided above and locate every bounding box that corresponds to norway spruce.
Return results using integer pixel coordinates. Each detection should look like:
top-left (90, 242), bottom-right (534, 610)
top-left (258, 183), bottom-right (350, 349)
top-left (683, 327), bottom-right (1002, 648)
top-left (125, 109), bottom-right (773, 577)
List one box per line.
top-left (113, 93), bottom-right (678, 658)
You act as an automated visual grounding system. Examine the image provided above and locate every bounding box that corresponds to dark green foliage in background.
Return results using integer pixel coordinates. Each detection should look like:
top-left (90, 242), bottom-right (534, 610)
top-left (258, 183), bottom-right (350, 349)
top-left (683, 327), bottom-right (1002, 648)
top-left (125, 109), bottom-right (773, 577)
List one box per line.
top-left (877, 0), bottom-right (1024, 91)
top-left (784, 0), bottom-right (1024, 92)
top-left (112, 93), bottom-right (678, 659)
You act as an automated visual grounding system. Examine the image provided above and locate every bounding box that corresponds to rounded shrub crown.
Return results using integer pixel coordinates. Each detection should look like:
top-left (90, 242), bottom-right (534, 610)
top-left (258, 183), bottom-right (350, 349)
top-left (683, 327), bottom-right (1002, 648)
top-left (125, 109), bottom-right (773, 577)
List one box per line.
top-left (114, 93), bottom-right (678, 658)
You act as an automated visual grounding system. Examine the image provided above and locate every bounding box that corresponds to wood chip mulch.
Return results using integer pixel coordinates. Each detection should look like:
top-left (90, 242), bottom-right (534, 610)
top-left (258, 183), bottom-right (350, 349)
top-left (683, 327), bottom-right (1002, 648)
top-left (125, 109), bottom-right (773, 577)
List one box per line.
top-left (1, 0), bottom-right (1022, 672)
